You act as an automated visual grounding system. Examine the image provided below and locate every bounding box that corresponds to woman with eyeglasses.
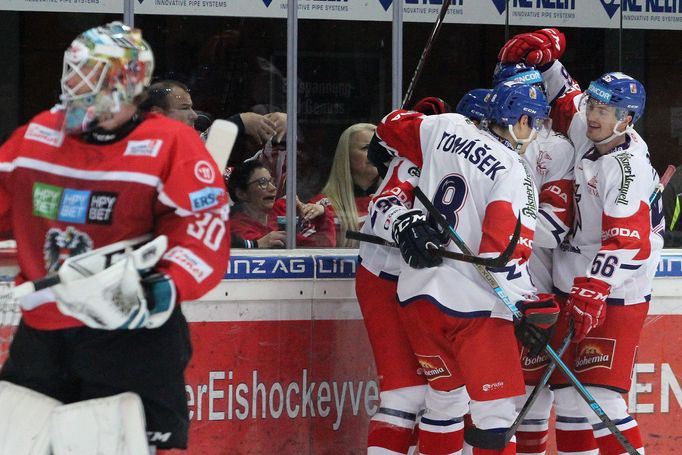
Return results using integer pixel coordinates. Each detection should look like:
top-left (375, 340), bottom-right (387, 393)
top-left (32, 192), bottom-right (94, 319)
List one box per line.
top-left (228, 160), bottom-right (336, 248)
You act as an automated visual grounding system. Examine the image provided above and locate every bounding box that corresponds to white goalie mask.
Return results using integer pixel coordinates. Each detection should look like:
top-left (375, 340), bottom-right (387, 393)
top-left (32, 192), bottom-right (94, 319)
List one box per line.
top-left (60, 21), bottom-right (154, 134)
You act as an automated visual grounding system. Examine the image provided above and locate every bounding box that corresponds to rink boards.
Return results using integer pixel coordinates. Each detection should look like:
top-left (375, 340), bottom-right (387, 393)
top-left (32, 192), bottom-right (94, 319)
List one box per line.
top-left (2, 248), bottom-right (682, 453)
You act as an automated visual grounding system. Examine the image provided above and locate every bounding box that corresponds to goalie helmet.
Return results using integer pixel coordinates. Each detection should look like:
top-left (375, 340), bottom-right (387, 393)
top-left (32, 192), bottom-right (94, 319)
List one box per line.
top-left (487, 81), bottom-right (550, 130)
top-left (584, 72), bottom-right (645, 124)
top-left (455, 88), bottom-right (491, 122)
top-left (60, 21), bottom-right (154, 134)
top-left (492, 62), bottom-right (545, 93)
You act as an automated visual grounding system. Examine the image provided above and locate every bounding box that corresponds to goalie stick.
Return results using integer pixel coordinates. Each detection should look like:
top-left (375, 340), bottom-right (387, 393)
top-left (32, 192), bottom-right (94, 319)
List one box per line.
top-left (204, 119), bottom-right (239, 172)
top-left (345, 220), bottom-right (520, 267)
top-left (462, 165), bottom-right (676, 450)
top-left (6, 235), bottom-right (167, 301)
top-left (413, 186), bottom-right (640, 455)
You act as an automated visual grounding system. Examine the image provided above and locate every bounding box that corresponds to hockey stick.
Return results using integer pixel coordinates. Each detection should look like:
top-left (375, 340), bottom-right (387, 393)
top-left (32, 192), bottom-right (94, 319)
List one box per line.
top-left (465, 164), bottom-right (676, 450)
top-left (465, 323), bottom-right (574, 449)
top-left (650, 164), bottom-right (676, 206)
top-left (205, 119), bottom-right (239, 172)
top-left (6, 235), bottom-right (166, 300)
top-left (346, 226), bottom-right (519, 268)
top-left (413, 186), bottom-right (639, 455)
top-left (401, 0), bottom-right (451, 109)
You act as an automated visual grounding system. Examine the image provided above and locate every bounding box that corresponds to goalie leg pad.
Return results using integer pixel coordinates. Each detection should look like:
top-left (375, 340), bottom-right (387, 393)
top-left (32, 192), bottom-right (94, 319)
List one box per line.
top-left (51, 392), bottom-right (149, 455)
top-left (0, 381), bottom-right (62, 455)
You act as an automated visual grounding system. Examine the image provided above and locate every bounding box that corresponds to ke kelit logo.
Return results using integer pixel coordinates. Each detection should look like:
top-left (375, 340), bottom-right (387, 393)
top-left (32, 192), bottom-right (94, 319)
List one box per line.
top-left (521, 348), bottom-right (550, 372)
top-left (491, 0), bottom-right (575, 15)
top-left (194, 160), bottom-right (216, 184)
top-left (574, 337), bottom-right (616, 372)
top-left (416, 354), bottom-right (452, 381)
top-left (43, 226), bottom-right (93, 273)
top-left (33, 183), bottom-right (118, 225)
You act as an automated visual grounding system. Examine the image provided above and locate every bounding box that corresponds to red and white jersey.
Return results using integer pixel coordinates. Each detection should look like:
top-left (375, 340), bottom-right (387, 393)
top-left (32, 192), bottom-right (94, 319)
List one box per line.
top-left (521, 130), bottom-right (575, 293)
top-left (0, 108), bottom-right (231, 330)
top-left (359, 157), bottom-right (420, 279)
top-left (376, 110), bottom-right (539, 320)
top-left (542, 62), bottom-right (664, 304)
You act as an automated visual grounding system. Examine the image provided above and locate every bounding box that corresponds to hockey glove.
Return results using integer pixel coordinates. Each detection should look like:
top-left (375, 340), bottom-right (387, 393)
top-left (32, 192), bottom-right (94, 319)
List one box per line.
top-left (140, 272), bottom-right (177, 329)
top-left (53, 257), bottom-right (150, 330)
top-left (515, 293), bottom-right (560, 357)
top-left (498, 28), bottom-right (566, 66)
top-left (566, 276), bottom-right (610, 343)
top-left (412, 97), bottom-right (452, 116)
top-left (392, 209), bottom-right (443, 269)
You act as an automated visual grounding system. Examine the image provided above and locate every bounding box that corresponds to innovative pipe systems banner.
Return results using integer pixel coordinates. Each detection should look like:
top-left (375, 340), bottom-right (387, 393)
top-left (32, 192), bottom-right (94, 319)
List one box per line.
top-left (4, 1), bottom-right (682, 30)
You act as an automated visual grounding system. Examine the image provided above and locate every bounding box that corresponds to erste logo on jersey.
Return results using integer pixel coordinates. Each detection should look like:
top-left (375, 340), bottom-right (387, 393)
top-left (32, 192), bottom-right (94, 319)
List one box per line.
top-left (124, 139), bottom-right (163, 157)
top-left (33, 182), bottom-right (118, 225)
top-left (190, 187), bottom-right (226, 211)
top-left (194, 160), bottom-right (216, 184)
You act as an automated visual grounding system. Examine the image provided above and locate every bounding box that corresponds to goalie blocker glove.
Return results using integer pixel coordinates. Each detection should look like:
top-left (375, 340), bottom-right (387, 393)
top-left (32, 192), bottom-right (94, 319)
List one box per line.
top-left (515, 293), bottom-right (560, 356)
top-left (392, 209), bottom-right (443, 269)
top-left (566, 276), bottom-right (610, 343)
top-left (498, 28), bottom-right (566, 67)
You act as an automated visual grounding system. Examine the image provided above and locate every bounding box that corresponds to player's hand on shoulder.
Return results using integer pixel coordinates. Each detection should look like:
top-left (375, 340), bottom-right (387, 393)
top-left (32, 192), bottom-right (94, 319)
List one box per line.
top-left (566, 276), bottom-right (610, 343)
top-left (392, 209), bottom-right (443, 269)
top-left (515, 293), bottom-right (560, 356)
top-left (498, 28), bottom-right (565, 66)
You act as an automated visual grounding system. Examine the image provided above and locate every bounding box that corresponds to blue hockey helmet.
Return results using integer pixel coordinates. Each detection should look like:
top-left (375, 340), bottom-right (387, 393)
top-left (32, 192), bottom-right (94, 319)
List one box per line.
top-left (585, 72), bottom-right (645, 124)
top-left (492, 62), bottom-right (545, 92)
top-left (487, 81), bottom-right (550, 130)
top-left (455, 88), bottom-right (491, 122)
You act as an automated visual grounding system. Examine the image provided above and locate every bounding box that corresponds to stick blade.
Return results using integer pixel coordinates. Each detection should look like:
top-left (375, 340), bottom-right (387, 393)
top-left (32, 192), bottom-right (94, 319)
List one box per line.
top-left (464, 427), bottom-right (508, 450)
top-left (205, 119), bottom-right (239, 171)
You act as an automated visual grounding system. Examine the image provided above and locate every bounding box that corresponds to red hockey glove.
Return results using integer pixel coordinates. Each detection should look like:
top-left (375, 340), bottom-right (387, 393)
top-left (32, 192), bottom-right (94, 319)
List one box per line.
top-left (498, 28), bottom-right (566, 66)
top-left (392, 210), bottom-right (443, 269)
top-left (412, 97), bottom-right (452, 116)
top-left (566, 277), bottom-right (610, 343)
top-left (515, 293), bottom-right (560, 356)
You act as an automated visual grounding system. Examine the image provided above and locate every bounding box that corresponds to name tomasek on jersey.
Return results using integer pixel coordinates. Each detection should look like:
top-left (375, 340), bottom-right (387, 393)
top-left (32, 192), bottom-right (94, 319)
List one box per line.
top-left (436, 131), bottom-right (507, 181)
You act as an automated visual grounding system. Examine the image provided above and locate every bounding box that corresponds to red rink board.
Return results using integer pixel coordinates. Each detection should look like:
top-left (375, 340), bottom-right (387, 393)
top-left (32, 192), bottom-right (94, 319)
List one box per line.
top-left (166, 314), bottom-right (682, 454)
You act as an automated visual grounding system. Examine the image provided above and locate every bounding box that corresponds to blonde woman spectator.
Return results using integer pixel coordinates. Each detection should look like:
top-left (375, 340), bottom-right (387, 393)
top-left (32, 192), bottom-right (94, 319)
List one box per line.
top-left (312, 123), bottom-right (380, 247)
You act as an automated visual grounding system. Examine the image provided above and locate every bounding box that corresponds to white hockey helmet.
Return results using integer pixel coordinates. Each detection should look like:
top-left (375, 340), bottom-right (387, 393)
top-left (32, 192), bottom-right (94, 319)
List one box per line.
top-left (60, 21), bottom-right (154, 134)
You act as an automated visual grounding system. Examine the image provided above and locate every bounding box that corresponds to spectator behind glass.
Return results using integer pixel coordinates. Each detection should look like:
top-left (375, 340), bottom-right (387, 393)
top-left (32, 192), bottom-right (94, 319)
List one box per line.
top-left (311, 123), bottom-right (380, 247)
top-left (139, 80), bottom-right (199, 128)
top-left (229, 161), bottom-right (336, 248)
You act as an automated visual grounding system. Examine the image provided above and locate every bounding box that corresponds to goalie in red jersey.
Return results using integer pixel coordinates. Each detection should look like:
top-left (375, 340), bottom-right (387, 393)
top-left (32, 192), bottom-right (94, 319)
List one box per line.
top-left (0, 22), bottom-right (230, 454)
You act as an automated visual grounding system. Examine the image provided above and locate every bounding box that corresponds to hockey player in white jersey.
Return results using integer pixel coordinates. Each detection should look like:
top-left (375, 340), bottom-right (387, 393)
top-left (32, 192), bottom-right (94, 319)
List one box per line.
top-left (368, 81), bottom-right (559, 455)
top-left (358, 98), bottom-right (452, 455)
top-left (491, 61), bottom-right (576, 455)
top-left (500, 28), bottom-right (663, 455)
